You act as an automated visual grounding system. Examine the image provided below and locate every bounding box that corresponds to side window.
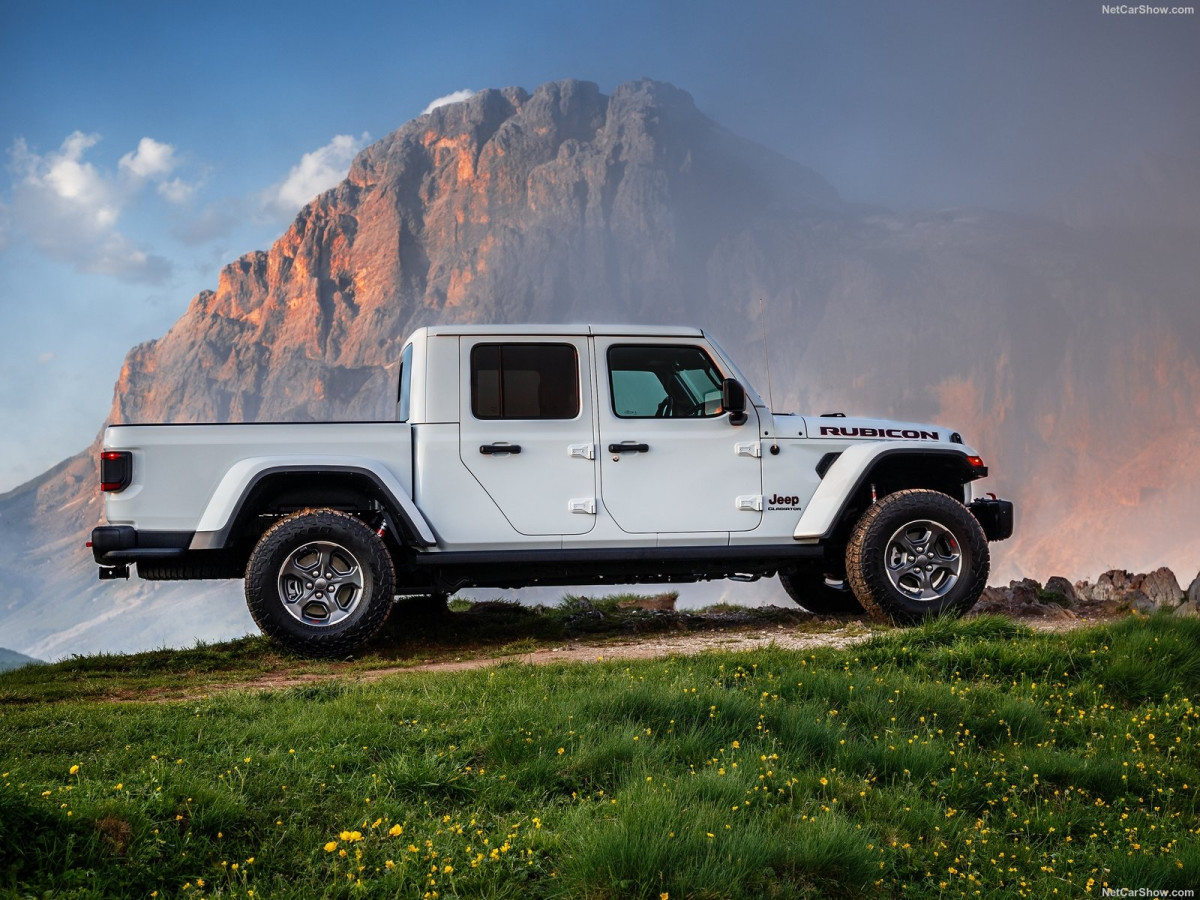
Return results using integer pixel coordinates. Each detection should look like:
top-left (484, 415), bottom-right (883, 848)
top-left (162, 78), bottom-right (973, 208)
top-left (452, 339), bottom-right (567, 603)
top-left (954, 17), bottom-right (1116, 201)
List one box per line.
top-left (397, 343), bottom-right (414, 422)
top-left (608, 345), bottom-right (724, 418)
top-left (470, 343), bottom-right (580, 420)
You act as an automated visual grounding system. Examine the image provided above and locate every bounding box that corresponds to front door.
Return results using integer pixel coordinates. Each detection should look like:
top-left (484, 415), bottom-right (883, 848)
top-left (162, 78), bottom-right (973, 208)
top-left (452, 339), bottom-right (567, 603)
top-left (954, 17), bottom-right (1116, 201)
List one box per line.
top-left (458, 336), bottom-right (598, 536)
top-left (595, 338), bottom-right (763, 534)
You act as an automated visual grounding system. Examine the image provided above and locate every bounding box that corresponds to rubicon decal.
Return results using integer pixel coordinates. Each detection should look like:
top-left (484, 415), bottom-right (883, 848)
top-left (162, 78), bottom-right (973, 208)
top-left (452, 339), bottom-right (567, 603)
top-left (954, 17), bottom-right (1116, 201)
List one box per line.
top-left (819, 426), bottom-right (940, 440)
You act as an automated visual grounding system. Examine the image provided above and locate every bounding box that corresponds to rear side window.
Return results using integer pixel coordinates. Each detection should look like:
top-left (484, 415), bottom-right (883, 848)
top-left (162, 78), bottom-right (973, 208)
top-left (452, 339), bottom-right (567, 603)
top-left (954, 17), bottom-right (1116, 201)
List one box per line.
top-left (471, 343), bottom-right (580, 420)
top-left (397, 343), bottom-right (414, 422)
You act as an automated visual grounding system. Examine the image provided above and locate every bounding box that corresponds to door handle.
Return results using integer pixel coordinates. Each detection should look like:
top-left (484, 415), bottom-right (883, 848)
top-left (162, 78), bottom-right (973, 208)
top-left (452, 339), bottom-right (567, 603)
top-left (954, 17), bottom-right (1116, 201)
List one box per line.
top-left (608, 442), bottom-right (649, 453)
top-left (480, 443), bottom-right (522, 455)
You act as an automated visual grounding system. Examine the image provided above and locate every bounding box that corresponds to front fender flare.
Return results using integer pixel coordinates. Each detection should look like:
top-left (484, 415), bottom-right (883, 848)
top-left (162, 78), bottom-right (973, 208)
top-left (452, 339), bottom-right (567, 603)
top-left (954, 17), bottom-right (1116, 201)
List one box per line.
top-left (793, 443), bottom-right (981, 542)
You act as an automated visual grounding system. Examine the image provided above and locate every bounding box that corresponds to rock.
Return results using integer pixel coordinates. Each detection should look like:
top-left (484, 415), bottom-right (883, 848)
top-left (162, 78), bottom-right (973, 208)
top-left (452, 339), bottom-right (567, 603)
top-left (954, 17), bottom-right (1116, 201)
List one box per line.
top-left (1039, 604), bottom-right (1078, 622)
top-left (1073, 580), bottom-right (1096, 603)
top-left (973, 586), bottom-right (1012, 615)
top-left (1008, 578), bottom-right (1042, 606)
top-left (1092, 570), bottom-right (1136, 604)
top-left (1043, 576), bottom-right (1078, 606)
top-left (1174, 600), bottom-right (1199, 618)
top-left (617, 593), bottom-right (678, 612)
top-left (1123, 590), bottom-right (1155, 614)
top-left (1086, 567), bottom-right (1183, 611)
top-left (1187, 574), bottom-right (1200, 605)
top-left (1140, 567), bottom-right (1183, 609)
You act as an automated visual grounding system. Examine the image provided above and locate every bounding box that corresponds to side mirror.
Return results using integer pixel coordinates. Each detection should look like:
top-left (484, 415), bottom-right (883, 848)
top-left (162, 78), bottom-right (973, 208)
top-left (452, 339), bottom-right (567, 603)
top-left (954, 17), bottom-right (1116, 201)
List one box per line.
top-left (722, 378), bottom-right (748, 425)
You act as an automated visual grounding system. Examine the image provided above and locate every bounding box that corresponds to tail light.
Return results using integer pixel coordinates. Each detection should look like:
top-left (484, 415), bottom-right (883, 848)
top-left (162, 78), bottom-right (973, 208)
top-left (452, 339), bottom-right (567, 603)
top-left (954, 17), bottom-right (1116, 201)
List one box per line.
top-left (100, 450), bottom-right (132, 492)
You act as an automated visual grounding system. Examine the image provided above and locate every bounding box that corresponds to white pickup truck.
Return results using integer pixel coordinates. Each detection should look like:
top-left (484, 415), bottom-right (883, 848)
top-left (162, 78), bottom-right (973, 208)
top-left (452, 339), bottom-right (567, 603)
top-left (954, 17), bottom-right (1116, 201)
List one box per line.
top-left (91, 324), bottom-right (1013, 655)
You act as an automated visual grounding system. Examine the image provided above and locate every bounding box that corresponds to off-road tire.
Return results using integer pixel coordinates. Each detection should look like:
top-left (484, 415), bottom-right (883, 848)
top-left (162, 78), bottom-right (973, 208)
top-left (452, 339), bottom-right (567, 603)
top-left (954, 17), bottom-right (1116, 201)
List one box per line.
top-left (846, 489), bottom-right (989, 625)
top-left (245, 508), bottom-right (395, 657)
top-left (778, 570), bottom-right (865, 615)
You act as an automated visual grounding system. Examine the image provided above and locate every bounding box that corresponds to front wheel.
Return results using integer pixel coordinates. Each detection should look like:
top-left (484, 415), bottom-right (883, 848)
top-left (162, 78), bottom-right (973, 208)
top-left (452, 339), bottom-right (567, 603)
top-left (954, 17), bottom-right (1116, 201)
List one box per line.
top-left (845, 489), bottom-right (989, 624)
top-left (245, 508), bottom-right (395, 657)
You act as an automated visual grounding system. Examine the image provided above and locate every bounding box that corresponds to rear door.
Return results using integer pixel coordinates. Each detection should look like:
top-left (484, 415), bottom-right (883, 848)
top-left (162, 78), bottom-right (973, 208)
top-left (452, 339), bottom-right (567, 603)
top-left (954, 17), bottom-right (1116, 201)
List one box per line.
top-left (595, 338), bottom-right (763, 534)
top-left (458, 336), bottom-right (598, 536)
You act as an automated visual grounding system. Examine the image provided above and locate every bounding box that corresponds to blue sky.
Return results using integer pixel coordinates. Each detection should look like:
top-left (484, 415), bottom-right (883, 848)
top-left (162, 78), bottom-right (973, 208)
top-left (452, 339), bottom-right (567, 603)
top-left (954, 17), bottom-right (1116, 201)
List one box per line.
top-left (1, 0), bottom-right (1197, 491)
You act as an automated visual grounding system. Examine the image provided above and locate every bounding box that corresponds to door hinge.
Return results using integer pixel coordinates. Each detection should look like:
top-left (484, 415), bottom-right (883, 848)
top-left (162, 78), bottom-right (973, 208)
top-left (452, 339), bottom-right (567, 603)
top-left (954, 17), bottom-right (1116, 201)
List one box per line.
top-left (734, 441), bottom-right (762, 458)
top-left (568, 443), bottom-right (596, 460)
top-left (568, 497), bottom-right (597, 515)
top-left (735, 494), bottom-right (763, 512)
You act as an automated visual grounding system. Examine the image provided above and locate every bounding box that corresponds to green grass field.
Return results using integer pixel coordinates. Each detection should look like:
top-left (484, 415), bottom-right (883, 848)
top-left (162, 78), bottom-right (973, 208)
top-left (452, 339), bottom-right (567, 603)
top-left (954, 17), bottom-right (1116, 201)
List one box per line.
top-left (2, 611), bottom-right (1198, 899)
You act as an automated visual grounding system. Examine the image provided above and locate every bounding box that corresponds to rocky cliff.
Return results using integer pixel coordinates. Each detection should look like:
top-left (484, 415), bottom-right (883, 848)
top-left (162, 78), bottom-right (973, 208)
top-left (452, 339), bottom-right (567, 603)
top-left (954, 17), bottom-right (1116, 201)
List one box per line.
top-left (2, 78), bottom-right (1197, 658)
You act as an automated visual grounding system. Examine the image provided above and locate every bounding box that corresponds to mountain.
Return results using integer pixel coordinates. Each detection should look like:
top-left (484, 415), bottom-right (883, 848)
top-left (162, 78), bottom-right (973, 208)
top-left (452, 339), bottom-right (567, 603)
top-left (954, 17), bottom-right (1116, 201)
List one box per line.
top-left (0, 647), bottom-right (41, 672)
top-left (1, 78), bottom-right (1197, 659)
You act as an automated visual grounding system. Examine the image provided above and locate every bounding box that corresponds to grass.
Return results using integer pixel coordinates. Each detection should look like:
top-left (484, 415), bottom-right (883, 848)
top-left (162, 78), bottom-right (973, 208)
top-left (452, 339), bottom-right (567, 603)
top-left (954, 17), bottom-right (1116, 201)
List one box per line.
top-left (1, 613), bottom-right (1198, 898)
top-left (0, 594), bottom-right (816, 705)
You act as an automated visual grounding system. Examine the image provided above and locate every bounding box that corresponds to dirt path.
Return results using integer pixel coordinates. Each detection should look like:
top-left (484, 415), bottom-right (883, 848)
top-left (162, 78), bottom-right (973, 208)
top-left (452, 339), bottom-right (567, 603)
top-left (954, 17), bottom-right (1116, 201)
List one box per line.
top-left (140, 613), bottom-right (1100, 701)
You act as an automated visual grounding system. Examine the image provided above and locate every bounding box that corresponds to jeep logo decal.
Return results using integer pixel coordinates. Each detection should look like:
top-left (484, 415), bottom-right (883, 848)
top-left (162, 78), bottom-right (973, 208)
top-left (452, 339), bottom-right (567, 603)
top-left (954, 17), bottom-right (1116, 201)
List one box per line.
top-left (767, 493), bottom-right (801, 510)
top-left (818, 426), bottom-right (939, 440)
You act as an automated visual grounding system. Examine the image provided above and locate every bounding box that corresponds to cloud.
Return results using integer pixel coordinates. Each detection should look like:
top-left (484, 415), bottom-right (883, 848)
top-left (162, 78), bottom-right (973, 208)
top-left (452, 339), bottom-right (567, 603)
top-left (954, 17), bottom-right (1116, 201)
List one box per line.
top-left (117, 137), bottom-right (198, 206)
top-left (422, 89), bottom-right (476, 115)
top-left (119, 137), bottom-right (176, 180)
top-left (157, 177), bottom-right (197, 205)
top-left (261, 132), bottom-right (370, 220)
top-left (6, 131), bottom-right (174, 283)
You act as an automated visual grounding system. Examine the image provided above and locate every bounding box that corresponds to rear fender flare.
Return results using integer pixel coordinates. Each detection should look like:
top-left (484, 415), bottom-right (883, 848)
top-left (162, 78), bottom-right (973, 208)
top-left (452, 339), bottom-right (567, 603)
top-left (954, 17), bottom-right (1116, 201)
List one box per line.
top-left (189, 457), bottom-right (436, 550)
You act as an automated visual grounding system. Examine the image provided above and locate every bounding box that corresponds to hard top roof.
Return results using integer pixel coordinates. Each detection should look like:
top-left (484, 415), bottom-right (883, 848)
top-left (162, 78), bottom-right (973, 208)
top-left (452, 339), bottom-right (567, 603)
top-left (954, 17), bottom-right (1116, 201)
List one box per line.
top-left (415, 324), bottom-right (705, 338)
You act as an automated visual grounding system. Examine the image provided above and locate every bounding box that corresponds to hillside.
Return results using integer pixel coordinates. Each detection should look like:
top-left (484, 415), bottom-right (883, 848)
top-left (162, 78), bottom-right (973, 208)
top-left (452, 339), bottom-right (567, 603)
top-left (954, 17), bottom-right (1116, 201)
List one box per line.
top-left (2, 615), bottom-right (1198, 898)
top-left (0, 78), bottom-right (1197, 659)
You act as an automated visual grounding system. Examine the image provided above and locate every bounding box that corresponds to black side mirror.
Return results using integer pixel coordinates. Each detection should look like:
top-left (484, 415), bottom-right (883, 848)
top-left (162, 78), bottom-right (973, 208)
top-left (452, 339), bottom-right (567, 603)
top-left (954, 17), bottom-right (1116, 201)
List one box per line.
top-left (722, 378), bottom-right (748, 425)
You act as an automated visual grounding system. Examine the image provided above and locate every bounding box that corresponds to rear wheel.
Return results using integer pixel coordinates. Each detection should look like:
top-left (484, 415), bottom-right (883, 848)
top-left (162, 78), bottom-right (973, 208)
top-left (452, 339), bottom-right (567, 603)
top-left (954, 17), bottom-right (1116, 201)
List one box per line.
top-left (845, 489), bottom-right (988, 624)
top-left (778, 570), bottom-right (864, 615)
top-left (245, 508), bottom-right (395, 657)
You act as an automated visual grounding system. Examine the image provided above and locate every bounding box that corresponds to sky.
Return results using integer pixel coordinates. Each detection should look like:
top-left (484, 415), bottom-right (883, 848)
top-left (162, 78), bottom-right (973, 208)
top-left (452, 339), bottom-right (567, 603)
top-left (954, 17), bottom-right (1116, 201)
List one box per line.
top-left (1, 0), bottom-right (1197, 492)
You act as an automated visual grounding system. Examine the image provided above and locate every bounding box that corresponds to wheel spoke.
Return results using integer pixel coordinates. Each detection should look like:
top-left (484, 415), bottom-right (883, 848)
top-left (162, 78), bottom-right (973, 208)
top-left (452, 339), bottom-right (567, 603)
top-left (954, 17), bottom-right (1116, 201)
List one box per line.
top-left (897, 531), bottom-right (923, 557)
top-left (285, 558), bottom-right (315, 582)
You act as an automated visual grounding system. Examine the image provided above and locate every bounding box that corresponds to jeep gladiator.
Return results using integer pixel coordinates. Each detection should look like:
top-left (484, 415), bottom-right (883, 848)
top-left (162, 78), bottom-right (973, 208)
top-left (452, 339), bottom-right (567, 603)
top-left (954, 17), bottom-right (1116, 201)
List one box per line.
top-left (91, 324), bottom-right (1013, 655)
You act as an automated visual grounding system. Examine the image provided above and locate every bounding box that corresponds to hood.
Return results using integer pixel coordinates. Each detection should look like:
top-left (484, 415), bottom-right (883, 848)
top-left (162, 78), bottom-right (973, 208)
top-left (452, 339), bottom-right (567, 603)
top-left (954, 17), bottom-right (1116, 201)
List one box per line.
top-left (769, 413), bottom-right (966, 447)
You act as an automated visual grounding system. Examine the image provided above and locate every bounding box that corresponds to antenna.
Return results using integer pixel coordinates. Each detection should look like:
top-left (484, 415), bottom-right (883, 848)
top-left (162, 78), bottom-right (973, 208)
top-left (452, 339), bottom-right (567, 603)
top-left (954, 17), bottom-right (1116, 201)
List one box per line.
top-left (759, 298), bottom-right (775, 413)
top-left (759, 298), bottom-right (781, 455)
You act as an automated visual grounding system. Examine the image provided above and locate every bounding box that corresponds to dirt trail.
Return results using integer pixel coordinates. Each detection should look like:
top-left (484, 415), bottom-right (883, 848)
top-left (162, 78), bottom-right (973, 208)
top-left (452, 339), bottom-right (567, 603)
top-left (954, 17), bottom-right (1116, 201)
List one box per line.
top-left (138, 614), bottom-right (1098, 702)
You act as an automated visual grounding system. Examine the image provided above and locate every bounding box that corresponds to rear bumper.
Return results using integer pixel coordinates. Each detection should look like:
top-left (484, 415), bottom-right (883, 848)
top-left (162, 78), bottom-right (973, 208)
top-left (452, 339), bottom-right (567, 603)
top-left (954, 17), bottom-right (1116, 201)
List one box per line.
top-left (968, 498), bottom-right (1014, 542)
top-left (91, 526), bottom-right (192, 572)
